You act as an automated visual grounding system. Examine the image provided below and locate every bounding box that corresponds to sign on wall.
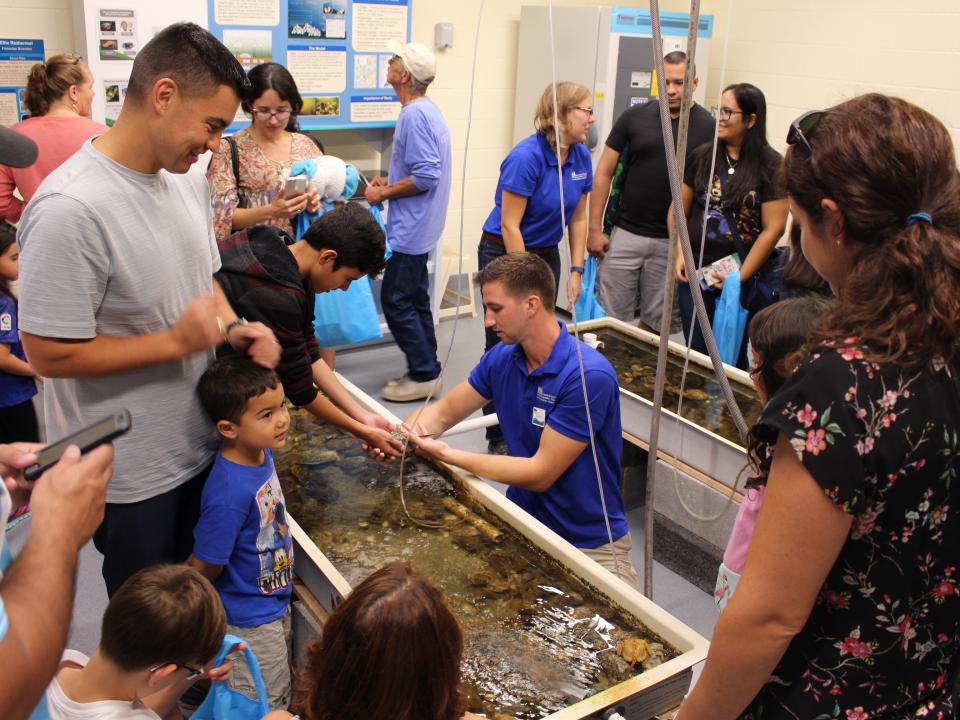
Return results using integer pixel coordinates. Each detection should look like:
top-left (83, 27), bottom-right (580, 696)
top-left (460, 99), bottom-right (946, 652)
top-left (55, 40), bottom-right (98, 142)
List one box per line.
top-left (207, 0), bottom-right (411, 131)
top-left (0, 39), bottom-right (44, 125)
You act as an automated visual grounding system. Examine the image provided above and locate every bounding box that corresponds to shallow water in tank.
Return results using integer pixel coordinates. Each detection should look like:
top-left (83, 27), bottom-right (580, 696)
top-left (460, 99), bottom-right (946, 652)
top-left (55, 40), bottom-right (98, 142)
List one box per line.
top-left (594, 330), bottom-right (762, 446)
top-left (278, 409), bottom-right (678, 719)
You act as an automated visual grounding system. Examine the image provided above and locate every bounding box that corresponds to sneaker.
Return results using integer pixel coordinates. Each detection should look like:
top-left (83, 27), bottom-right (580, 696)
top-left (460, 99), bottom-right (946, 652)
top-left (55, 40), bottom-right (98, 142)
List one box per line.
top-left (383, 374), bottom-right (409, 387)
top-left (381, 376), bottom-right (442, 402)
top-left (487, 439), bottom-right (510, 456)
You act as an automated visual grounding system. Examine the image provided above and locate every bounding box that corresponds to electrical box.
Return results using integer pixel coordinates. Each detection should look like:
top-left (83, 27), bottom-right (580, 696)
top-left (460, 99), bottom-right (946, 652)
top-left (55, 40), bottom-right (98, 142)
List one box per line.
top-left (435, 22), bottom-right (453, 50)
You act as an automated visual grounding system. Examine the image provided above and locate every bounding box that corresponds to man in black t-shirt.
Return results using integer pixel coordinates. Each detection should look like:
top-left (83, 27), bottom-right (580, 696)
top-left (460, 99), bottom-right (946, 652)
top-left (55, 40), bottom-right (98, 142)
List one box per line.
top-left (588, 51), bottom-right (715, 332)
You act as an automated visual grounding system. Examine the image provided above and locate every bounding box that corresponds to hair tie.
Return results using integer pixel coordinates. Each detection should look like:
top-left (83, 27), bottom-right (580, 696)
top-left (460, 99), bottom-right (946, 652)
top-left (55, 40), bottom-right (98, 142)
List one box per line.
top-left (905, 212), bottom-right (933, 227)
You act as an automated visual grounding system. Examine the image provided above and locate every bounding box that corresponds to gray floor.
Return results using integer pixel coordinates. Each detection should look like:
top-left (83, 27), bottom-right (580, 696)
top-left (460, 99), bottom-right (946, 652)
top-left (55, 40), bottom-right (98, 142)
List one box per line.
top-left (6, 304), bottom-right (717, 684)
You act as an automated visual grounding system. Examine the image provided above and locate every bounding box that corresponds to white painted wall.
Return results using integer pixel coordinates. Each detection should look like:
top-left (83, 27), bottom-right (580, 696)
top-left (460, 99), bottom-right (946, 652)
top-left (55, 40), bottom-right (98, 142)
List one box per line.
top-left (3, 0), bottom-right (958, 269)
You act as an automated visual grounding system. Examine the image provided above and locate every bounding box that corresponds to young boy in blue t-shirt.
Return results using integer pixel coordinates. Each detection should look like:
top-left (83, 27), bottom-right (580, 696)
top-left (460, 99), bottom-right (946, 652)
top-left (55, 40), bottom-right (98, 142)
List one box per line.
top-left (188, 355), bottom-right (294, 710)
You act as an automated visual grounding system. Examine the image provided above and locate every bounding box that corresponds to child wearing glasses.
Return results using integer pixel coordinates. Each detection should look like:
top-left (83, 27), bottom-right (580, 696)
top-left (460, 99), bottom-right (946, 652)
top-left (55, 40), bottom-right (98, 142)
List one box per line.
top-left (41, 565), bottom-right (229, 719)
top-left (187, 355), bottom-right (294, 711)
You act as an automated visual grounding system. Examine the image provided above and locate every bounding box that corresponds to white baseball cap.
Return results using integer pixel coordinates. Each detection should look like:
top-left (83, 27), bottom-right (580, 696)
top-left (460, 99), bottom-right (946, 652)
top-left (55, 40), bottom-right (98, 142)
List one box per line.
top-left (386, 39), bottom-right (436, 84)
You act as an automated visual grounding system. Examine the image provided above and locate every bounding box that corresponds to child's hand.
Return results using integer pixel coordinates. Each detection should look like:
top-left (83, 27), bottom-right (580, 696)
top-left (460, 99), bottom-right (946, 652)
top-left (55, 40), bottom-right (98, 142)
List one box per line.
top-left (207, 641), bottom-right (248, 684)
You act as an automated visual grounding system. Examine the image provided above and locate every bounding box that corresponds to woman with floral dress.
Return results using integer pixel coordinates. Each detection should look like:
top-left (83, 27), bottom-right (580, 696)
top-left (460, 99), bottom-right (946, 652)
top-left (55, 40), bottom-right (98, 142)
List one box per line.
top-left (207, 62), bottom-right (321, 242)
top-left (676, 94), bottom-right (960, 719)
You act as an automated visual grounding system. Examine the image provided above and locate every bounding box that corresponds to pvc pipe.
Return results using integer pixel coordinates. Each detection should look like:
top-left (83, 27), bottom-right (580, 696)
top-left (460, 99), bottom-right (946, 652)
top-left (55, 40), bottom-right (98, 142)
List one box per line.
top-left (439, 413), bottom-right (500, 438)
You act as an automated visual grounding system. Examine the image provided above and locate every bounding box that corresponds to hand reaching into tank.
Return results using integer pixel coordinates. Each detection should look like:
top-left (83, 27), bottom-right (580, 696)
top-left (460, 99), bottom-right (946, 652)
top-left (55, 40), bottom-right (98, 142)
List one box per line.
top-left (401, 424), bottom-right (450, 462)
top-left (359, 426), bottom-right (403, 462)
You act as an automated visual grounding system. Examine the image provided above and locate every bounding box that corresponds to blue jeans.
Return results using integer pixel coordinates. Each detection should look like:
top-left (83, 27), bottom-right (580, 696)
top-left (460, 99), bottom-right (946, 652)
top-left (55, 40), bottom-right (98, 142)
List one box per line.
top-left (477, 235), bottom-right (562, 440)
top-left (677, 280), bottom-right (750, 370)
top-left (380, 250), bottom-right (441, 382)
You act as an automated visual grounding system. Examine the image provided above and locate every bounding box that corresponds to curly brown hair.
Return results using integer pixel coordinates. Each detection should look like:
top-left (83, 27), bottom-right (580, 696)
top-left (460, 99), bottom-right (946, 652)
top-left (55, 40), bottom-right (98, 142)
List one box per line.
top-left (783, 93), bottom-right (960, 369)
top-left (295, 561), bottom-right (468, 720)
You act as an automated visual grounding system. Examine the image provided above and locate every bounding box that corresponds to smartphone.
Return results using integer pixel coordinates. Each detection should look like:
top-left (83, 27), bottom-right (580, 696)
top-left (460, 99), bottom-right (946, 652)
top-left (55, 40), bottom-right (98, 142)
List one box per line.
top-left (24, 410), bottom-right (132, 482)
top-left (283, 176), bottom-right (308, 199)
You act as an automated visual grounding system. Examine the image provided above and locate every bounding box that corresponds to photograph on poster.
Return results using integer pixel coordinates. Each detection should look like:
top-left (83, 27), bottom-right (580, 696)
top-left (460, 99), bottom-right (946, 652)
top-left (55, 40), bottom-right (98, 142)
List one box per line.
top-left (289, 0), bottom-right (346, 40)
top-left (301, 96), bottom-right (340, 116)
top-left (103, 79), bottom-right (128, 125)
top-left (223, 28), bottom-right (273, 68)
top-left (105, 84), bottom-right (120, 102)
top-left (98, 9), bottom-right (137, 60)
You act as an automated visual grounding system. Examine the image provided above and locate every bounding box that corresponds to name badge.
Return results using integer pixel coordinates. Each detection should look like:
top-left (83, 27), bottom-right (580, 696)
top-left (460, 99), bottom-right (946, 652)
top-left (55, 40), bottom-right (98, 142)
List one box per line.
top-left (532, 407), bottom-right (546, 427)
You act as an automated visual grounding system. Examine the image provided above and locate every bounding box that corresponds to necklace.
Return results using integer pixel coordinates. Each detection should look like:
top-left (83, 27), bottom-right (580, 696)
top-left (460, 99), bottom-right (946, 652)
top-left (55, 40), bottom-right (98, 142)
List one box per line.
top-left (725, 151), bottom-right (738, 175)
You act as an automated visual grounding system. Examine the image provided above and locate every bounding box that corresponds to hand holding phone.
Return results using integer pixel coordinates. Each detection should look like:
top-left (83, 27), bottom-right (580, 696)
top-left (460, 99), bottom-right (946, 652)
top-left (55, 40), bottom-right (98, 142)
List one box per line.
top-left (24, 410), bottom-right (132, 482)
top-left (283, 176), bottom-right (308, 199)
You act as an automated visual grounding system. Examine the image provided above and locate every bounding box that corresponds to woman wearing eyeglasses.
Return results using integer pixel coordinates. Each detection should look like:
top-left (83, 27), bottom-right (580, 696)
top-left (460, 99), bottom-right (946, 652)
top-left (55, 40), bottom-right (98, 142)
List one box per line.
top-left (672, 82), bottom-right (788, 369)
top-left (477, 82), bottom-right (593, 452)
top-left (207, 62), bottom-right (321, 242)
top-left (0, 54), bottom-right (105, 222)
top-left (676, 94), bottom-right (960, 720)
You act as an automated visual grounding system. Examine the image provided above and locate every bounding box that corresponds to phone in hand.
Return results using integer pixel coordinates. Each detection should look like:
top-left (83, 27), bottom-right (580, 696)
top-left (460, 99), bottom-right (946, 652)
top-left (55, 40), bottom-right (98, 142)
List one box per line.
top-left (24, 410), bottom-right (132, 482)
top-left (282, 176), bottom-right (308, 199)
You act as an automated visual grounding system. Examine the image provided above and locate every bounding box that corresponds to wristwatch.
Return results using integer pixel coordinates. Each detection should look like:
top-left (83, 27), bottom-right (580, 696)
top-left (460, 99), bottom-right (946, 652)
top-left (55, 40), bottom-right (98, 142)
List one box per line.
top-left (570, 265), bottom-right (585, 274)
top-left (225, 317), bottom-right (248, 339)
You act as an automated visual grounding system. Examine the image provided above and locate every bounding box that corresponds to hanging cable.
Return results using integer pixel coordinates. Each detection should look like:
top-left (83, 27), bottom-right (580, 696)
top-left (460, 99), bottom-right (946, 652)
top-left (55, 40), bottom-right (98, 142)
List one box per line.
top-left (397, 0), bottom-right (487, 528)
top-left (546, 0), bottom-right (621, 578)
top-left (666, 0), bottom-right (745, 524)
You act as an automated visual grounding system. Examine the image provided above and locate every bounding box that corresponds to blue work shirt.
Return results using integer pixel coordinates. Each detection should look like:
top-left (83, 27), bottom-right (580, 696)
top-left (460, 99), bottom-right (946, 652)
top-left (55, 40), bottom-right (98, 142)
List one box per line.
top-left (469, 323), bottom-right (628, 548)
top-left (482, 133), bottom-right (593, 249)
top-left (386, 97), bottom-right (452, 255)
top-left (193, 449), bottom-right (294, 627)
top-left (0, 295), bottom-right (36, 408)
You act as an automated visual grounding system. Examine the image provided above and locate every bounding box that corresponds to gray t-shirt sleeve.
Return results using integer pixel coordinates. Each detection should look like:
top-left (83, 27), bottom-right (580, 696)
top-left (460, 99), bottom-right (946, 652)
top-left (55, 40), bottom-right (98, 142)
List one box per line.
top-left (18, 194), bottom-right (108, 339)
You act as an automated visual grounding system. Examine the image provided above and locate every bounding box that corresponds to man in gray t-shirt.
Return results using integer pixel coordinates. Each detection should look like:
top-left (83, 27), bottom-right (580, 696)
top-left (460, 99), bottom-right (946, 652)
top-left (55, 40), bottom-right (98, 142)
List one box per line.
top-left (17, 24), bottom-right (279, 596)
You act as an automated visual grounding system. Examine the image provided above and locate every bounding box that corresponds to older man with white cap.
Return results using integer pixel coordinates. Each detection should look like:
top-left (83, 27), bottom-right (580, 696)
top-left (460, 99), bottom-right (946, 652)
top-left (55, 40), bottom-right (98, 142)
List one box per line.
top-left (365, 39), bottom-right (452, 402)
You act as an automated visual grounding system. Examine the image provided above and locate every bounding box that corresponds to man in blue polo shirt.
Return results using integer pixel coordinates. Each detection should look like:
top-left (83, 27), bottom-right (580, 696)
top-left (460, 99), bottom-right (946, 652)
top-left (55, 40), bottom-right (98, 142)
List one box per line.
top-left (405, 253), bottom-right (638, 587)
top-left (366, 39), bottom-right (452, 403)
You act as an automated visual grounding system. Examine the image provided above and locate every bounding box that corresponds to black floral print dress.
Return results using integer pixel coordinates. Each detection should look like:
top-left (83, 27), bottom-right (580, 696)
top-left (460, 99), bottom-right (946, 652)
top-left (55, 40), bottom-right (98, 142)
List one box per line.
top-left (742, 346), bottom-right (960, 720)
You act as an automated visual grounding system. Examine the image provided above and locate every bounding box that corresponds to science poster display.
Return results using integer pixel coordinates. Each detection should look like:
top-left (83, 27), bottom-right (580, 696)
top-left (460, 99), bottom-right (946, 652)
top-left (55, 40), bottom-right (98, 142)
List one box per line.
top-left (208, 0), bottom-right (411, 131)
top-left (0, 39), bottom-right (44, 125)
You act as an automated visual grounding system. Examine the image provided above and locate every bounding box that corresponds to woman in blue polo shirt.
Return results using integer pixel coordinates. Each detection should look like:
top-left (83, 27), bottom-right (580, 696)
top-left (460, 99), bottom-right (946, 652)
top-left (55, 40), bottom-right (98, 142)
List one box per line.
top-left (479, 82), bottom-right (594, 451)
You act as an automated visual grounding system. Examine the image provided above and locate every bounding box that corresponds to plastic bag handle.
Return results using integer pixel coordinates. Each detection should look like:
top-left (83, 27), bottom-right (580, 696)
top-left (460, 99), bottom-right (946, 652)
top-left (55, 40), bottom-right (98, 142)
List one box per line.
top-left (211, 633), bottom-right (270, 716)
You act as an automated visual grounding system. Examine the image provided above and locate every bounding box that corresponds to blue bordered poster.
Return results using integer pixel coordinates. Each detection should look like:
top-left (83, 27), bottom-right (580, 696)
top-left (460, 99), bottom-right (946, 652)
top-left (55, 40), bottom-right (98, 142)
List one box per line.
top-left (0, 39), bottom-right (44, 124)
top-left (208, 0), bottom-right (410, 131)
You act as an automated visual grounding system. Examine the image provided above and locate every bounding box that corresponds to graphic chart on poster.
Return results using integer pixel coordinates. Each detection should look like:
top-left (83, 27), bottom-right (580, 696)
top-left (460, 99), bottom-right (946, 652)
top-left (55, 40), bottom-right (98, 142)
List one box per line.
top-left (209, 0), bottom-right (410, 130)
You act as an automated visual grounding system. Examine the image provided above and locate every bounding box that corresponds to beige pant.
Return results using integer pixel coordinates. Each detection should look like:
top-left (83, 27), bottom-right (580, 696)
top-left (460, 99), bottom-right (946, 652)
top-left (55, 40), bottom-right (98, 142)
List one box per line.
top-left (582, 533), bottom-right (641, 590)
top-left (227, 608), bottom-right (292, 711)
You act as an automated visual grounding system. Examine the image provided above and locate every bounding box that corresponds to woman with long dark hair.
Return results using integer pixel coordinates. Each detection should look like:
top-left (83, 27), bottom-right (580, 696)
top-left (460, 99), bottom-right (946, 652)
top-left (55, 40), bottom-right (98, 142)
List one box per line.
top-left (265, 562), bottom-right (480, 720)
top-left (672, 82), bottom-right (789, 369)
top-left (207, 62), bottom-right (322, 242)
top-left (676, 94), bottom-right (960, 719)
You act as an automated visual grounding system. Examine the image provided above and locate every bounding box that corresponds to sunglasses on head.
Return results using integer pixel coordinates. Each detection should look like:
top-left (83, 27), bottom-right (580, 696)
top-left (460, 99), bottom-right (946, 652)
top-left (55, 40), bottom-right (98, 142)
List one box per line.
top-left (786, 110), bottom-right (825, 158)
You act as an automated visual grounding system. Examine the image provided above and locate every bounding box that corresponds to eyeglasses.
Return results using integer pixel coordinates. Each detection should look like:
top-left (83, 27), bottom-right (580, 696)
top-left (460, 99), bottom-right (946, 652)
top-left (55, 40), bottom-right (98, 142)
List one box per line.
top-left (574, 106), bottom-right (594, 116)
top-left (717, 107), bottom-right (743, 121)
top-left (150, 662), bottom-right (204, 680)
top-left (787, 110), bottom-right (825, 158)
top-left (252, 108), bottom-right (293, 121)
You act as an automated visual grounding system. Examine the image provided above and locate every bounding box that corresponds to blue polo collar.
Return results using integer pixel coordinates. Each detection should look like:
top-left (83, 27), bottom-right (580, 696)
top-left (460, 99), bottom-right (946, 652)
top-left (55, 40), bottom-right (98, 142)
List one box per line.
top-left (510, 321), bottom-right (575, 377)
top-left (536, 133), bottom-right (574, 169)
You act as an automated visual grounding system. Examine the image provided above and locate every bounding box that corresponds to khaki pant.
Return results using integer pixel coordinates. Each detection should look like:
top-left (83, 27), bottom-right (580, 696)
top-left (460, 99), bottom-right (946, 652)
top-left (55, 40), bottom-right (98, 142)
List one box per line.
top-left (227, 607), bottom-right (292, 711)
top-left (582, 533), bottom-right (641, 590)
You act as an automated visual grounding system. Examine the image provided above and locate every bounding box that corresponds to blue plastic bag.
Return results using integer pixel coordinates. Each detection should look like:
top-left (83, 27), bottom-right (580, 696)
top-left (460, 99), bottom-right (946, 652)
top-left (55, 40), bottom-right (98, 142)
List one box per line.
top-left (314, 276), bottom-right (383, 346)
top-left (192, 634), bottom-right (269, 720)
top-left (712, 270), bottom-right (749, 366)
top-left (573, 256), bottom-right (607, 320)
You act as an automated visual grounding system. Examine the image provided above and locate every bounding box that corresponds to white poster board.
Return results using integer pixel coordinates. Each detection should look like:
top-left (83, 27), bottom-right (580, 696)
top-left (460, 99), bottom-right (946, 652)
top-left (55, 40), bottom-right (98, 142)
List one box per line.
top-left (74, 0), bottom-right (207, 125)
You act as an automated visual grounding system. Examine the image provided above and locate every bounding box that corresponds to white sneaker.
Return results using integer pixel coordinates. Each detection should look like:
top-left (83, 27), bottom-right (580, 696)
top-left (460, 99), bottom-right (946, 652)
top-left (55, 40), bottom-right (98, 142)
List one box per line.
top-left (381, 376), bottom-right (442, 402)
